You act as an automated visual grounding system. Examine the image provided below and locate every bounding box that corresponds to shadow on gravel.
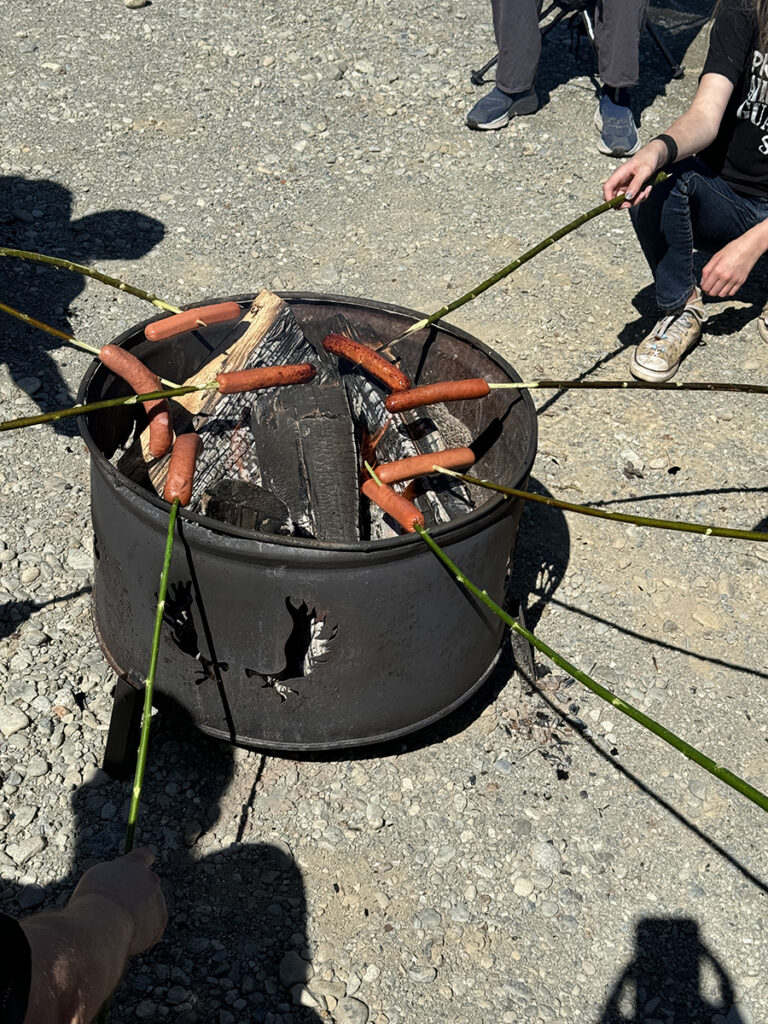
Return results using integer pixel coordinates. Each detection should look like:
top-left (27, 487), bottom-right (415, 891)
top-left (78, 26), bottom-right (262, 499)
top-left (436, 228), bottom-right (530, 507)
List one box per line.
top-left (511, 662), bottom-right (768, 902)
top-left (542, 593), bottom-right (768, 680)
top-left (2, 713), bottom-right (323, 1023)
top-left (599, 917), bottom-right (746, 1024)
top-left (0, 175), bottom-right (164, 431)
top-left (0, 586), bottom-right (91, 641)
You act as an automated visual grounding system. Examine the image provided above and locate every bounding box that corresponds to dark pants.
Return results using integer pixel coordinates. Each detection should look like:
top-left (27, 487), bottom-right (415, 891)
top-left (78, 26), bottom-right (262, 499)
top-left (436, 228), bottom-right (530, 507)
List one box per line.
top-left (630, 158), bottom-right (768, 312)
top-left (492, 0), bottom-right (649, 95)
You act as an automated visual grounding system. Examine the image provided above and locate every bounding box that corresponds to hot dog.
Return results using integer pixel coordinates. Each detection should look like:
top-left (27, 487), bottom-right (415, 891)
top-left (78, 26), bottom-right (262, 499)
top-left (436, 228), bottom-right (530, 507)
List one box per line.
top-left (385, 378), bottom-right (490, 413)
top-left (361, 478), bottom-right (425, 533)
top-left (323, 333), bottom-right (411, 392)
top-left (376, 447), bottom-right (476, 484)
top-left (215, 363), bottom-right (317, 394)
top-left (145, 302), bottom-right (242, 342)
top-left (98, 345), bottom-right (173, 457)
top-left (163, 432), bottom-right (203, 506)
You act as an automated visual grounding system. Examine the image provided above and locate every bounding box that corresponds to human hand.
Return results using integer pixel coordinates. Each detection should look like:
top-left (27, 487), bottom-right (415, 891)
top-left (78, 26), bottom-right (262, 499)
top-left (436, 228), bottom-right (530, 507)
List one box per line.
top-left (69, 847), bottom-right (168, 956)
top-left (701, 234), bottom-right (763, 298)
top-left (602, 141), bottom-right (668, 208)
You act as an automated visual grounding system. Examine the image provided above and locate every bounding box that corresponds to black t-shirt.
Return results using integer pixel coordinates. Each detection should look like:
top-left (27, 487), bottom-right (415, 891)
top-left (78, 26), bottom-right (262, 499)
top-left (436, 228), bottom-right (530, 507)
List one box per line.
top-left (0, 914), bottom-right (30, 1024)
top-left (700, 0), bottom-right (768, 196)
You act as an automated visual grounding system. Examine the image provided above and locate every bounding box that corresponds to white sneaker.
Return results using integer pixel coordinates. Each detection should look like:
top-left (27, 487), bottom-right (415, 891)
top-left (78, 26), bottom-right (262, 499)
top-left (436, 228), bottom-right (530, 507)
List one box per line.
top-left (630, 298), bottom-right (708, 382)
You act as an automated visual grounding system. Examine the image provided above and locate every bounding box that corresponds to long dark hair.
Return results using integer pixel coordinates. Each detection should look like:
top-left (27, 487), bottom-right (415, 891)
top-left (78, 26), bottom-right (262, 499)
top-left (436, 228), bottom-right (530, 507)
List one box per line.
top-left (718, 0), bottom-right (768, 53)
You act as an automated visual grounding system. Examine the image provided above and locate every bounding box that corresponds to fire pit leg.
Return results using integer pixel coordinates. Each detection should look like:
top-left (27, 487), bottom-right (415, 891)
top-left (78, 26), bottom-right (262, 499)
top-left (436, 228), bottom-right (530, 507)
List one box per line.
top-left (102, 675), bottom-right (145, 779)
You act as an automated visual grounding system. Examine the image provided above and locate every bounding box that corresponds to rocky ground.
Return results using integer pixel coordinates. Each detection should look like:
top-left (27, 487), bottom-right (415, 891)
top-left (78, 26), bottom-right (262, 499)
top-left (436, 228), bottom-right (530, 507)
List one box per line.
top-left (1, 0), bottom-right (766, 1022)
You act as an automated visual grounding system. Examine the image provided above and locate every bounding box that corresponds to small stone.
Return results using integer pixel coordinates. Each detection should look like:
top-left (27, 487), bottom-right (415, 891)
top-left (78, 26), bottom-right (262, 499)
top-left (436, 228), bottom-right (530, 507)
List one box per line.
top-left (26, 757), bottom-right (49, 779)
top-left (279, 950), bottom-right (313, 987)
top-left (124, 0), bottom-right (149, 7)
top-left (67, 549), bottom-right (92, 572)
top-left (0, 706), bottom-right (30, 738)
top-left (530, 840), bottom-right (562, 874)
top-left (100, 802), bottom-right (117, 820)
top-left (407, 966), bottom-right (437, 984)
top-left (415, 908), bottom-right (442, 931)
top-left (16, 376), bottom-right (41, 395)
top-left (434, 845), bottom-right (456, 866)
top-left (335, 997), bottom-right (369, 1024)
top-left (513, 877), bottom-right (534, 898)
top-left (365, 802), bottom-right (385, 829)
top-left (291, 984), bottom-right (320, 1008)
top-left (7, 835), bottom-right (46, 866)
top-left (17, 886), bottom-right (45, 911)
top-left (688, 779), bottom-right (707, 801)
top-left (691, 605), bottom-right (721, 630)
top-left (166, 986), bottom-right (188, 1004)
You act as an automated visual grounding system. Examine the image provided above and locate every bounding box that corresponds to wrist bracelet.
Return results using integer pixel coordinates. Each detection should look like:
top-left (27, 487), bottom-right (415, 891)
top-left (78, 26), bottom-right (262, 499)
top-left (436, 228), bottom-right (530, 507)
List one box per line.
top-left (653, 133), bottom-right (678, 168)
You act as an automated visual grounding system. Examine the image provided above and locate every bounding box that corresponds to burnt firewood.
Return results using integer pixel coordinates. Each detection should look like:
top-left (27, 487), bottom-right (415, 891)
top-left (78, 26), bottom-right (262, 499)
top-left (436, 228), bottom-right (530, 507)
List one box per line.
top-left (200, 478), bottom-right (292, 534)
top-left (249, 376), bottom-right (361, 543)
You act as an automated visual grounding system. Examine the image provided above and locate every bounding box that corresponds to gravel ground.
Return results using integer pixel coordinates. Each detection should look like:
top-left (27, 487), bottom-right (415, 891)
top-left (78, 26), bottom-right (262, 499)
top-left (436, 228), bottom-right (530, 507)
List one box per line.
top-left (1, 1), bottom-right (767, 1023)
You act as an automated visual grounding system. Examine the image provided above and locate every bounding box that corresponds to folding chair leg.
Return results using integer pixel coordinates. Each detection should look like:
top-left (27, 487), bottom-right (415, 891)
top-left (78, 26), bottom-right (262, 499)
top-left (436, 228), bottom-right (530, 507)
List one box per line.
top-left (471, 54), bottom-right (498, 87)
top-left (646, 20), bottom-right (685, 79)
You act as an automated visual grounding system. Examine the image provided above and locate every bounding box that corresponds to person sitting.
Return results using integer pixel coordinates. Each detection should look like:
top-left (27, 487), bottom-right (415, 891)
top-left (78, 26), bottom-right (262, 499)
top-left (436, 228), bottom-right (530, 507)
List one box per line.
top-left (1, 848), bottom-right (167, 1024)
top-left (603, 0), bottom-right (768, 381)
top-left (467, 0), bottom-right (649, 157)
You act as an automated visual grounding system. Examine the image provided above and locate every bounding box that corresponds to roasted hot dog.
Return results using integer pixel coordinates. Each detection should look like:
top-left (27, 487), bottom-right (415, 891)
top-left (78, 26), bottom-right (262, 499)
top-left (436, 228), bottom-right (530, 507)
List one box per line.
top-left (163, 432), bottom-right (203, 506)
top-left (145, 302), bottom-right (242, 342)
top-left (361, 478), bottom-right (425, 533)
top-left (376, 447), bottom-right (476, 484)
top-left (385, 378), bottom-right (490, 413)
top-left (98, 345), bottom-right (173, 457)
top-left (215, 363), bottom-right (317, 394)
top-left (323, 333), bottom-right (411, 392)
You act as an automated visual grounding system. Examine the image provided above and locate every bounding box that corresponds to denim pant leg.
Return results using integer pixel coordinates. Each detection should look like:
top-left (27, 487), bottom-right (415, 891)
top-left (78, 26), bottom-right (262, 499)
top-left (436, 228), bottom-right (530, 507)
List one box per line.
top-left (629, 158), bottom-right (768, 312)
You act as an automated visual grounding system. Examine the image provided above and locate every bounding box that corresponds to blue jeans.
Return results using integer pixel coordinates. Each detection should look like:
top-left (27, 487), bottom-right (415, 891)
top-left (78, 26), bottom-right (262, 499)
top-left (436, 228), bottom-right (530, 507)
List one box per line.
top-left (630, 157), bottom-right (768, 313)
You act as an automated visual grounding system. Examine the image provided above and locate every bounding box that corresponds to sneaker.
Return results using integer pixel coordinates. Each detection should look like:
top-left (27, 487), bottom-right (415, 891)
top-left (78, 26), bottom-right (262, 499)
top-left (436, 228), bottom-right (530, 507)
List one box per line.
top-left (466, 86), bottom-right (538, 130)
top-left (630, 298), bottom-right (708, 382)
top-left (594, 86), bottom-right (640, 157)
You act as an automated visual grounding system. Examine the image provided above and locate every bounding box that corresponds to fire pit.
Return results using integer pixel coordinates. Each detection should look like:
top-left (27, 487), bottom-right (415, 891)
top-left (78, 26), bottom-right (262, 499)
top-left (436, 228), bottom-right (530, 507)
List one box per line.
top-left (79, 292), bottom-right (537, 757)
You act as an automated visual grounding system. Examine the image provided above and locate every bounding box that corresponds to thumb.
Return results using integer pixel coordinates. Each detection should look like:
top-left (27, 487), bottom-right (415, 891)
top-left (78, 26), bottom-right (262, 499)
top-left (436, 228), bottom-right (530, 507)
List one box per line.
top-left (125, 847), bottom-right (157, 868)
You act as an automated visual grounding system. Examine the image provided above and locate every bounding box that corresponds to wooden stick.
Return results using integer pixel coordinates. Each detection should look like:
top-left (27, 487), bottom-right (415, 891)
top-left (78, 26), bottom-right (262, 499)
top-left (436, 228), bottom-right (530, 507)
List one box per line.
top-left (397, 177), bottom-right (668, 338)
top-left (124, 498), bottom-right (180, 851)
top-left (415, 524), bottom-right (768, 814)
top-left (0, 384), bottom-right (210, 433)
top-left (437, 468), bottom-right (768, 542)
top-left (486, 379), bottom-right (768, 396)
top-left (0, 247), bottom-right (180, 312)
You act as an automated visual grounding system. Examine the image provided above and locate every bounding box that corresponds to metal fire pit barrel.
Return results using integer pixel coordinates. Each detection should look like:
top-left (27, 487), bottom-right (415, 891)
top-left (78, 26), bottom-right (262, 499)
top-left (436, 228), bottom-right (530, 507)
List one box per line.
top-left (79, 293), bottom-right (537, 751)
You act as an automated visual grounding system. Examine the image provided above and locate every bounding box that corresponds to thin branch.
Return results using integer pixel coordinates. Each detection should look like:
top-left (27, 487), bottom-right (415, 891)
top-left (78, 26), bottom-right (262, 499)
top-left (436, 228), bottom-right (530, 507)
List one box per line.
top-left (487, 378), bottom-right (768, 396)
top-left (124, 498), bottom-right (180, 852)
top-left (0, 298), bottom-right (101, 356)
top-left (400, 177), bottom-right (667, 336)
top-left (414, 524), bottom-right (768, 814)
top-left (0, 247), bottom-right (181, 312)
top-left (437, 469), bottom-right (768, 542)
top-left (0, 384), bottom-right (210, 433)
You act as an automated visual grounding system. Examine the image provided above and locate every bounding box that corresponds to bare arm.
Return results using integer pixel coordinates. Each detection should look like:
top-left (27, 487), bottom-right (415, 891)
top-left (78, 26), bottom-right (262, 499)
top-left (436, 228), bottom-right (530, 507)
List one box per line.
top-left (20, 849), bottom-right (167, 1024)
top-left (603, 73), bottom-right (735, 207)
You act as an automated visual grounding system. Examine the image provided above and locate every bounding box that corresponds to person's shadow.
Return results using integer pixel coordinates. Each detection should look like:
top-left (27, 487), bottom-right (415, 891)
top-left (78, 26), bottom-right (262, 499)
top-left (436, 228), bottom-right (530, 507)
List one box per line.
top-left (600, 917), bottom-right (746, 1024)
top-left (1, 711), bottom-right (324, 1023)
top-left (0, 175), bottom-right (164, 427)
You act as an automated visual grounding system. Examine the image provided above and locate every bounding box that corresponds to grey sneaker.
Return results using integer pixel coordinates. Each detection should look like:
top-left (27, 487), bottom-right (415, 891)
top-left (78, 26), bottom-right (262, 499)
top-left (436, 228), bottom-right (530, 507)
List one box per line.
top-left (466, 86), bottom-right (538, 130)
top-left (630, 298), bottom-right (708, 382)
top-left (594, 86), bottom-right (640, 157)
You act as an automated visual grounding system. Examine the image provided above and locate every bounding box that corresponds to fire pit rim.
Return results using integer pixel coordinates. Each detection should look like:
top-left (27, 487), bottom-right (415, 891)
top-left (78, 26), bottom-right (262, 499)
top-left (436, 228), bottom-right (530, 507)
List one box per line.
top-left (78, 290), bottom-right (538, 553)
